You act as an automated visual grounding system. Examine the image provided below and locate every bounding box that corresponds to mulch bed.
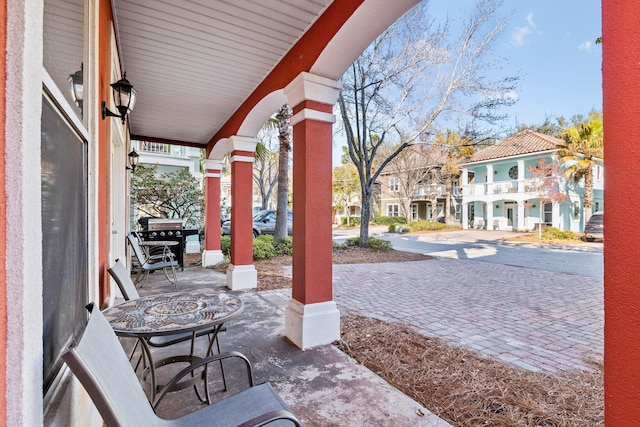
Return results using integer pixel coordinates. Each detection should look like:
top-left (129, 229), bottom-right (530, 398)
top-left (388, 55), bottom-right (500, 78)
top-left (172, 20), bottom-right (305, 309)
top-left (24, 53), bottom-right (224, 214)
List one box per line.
top-left (336, 314), bottom-right (603, 427)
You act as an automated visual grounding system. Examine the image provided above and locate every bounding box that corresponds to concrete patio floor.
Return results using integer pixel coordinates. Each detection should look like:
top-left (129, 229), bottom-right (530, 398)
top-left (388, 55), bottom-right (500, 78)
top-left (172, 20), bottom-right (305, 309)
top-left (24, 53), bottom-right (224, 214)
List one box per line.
top-left (125, 264), bottom-right (450, 426)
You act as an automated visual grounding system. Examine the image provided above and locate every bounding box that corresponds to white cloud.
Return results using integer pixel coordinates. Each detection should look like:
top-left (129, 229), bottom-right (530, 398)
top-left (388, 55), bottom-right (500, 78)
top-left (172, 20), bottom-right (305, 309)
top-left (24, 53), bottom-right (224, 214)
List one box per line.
top-left (511, 12), bottom-right (539, 47)
top-left (578, 41), bottom-right (593, 53)
top-left (525, 12), bottom-right (536, 29)
top-left (511, 26), bottom-right (532, 46)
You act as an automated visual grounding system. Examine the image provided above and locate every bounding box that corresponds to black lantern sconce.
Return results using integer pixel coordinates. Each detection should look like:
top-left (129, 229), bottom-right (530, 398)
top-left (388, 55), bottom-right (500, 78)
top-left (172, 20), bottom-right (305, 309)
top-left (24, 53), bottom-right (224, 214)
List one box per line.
top-left (127, 149), bottom-right (139, 173)
top-left (68, 64), bottom-right (84, 117)
top-left (101, 72), bottom-right (137, 125)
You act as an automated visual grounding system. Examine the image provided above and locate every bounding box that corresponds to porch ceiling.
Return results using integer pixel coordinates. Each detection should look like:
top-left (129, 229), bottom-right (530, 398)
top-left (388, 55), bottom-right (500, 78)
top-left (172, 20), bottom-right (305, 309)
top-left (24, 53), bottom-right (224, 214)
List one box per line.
top-left (112, 0), bottom-right (334, 147)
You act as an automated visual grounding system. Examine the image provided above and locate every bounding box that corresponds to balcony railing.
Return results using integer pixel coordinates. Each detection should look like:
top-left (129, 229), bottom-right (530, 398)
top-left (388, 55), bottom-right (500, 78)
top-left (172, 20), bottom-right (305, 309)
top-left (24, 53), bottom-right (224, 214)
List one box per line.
top-left (464, 179), bottom-right (544, 196)
top-left (138, 141), bottom-right (187, 157)
top-left (412, 185), bottom-right (461, 200)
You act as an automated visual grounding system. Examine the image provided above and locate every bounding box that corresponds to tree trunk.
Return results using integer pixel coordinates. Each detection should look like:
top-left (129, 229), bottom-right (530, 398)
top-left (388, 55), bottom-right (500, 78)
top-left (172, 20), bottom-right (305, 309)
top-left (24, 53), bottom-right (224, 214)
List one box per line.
top-left (274, 105), bottom-right (291, 243)
top-left (445, 186), bottom-right (452, 225)
top-left (359, 184), bottom-right (373, 245)
top-left (583, 169), bottom-right (594, 222)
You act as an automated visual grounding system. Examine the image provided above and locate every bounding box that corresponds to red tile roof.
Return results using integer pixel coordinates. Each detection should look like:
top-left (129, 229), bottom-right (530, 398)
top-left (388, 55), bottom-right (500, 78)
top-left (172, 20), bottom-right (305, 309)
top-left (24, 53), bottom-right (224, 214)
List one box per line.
top-left (466, 130), bottom-right (564, 163)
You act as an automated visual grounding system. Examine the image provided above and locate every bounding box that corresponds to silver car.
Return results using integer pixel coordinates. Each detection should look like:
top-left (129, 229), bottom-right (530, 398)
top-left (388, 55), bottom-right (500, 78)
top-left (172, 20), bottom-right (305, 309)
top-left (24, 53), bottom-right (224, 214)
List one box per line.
top-left (221, 210), bottom-right (292, 237)
top-left (584, 212), bottom-right (604, 242)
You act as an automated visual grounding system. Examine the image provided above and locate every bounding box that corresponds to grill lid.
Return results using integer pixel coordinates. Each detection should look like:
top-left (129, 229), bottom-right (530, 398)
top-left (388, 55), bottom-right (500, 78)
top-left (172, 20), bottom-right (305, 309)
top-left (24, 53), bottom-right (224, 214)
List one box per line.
top-left (147, 218), bottom-right (183, 231)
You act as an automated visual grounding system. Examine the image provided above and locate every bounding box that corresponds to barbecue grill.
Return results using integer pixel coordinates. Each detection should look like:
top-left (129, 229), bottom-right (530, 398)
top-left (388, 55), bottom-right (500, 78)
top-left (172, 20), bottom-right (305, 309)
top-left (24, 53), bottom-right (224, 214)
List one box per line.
top-left (137, 218), bottom-right (199, 270)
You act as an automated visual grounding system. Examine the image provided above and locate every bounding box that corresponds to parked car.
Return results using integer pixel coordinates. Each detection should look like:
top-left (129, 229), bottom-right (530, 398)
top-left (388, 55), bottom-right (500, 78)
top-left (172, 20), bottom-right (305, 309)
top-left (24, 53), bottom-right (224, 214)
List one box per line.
top-left (221, 210), bottom-right (293, 237)
top-left (584, 211), bottom-right (604, 242)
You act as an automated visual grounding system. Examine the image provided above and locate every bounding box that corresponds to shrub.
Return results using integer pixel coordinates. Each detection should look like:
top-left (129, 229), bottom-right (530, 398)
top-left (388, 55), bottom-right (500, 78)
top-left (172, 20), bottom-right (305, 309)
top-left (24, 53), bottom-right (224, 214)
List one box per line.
top-left (341, 216), bottom-right (361, 226)
top-left (541, 227), bottom-right (578, 240)
top-left (344, 237), bottom-right (360, 247)
top-left (365, 237), bottom-right (392, 252)
top-left (252, 235), bottom-right (278, 260)
top-left (275, 236), bottom-right (293, 256)
top-left (373, 215), bottom-right (407, 225)
top-left (408, 220), bottom-right (447, 232)
top-left (220, 236), bottom-right (231, 255)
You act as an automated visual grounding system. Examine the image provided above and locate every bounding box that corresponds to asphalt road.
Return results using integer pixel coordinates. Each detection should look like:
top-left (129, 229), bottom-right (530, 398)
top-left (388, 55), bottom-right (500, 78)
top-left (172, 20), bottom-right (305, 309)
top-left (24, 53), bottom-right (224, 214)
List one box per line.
top-left (333, 228), bottom-right (604, 279)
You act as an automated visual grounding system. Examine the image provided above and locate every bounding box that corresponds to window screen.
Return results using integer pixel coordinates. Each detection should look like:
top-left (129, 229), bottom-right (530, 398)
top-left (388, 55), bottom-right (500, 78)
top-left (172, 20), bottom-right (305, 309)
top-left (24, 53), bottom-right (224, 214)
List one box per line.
top-left (41, 97), bottom-right (88, 392)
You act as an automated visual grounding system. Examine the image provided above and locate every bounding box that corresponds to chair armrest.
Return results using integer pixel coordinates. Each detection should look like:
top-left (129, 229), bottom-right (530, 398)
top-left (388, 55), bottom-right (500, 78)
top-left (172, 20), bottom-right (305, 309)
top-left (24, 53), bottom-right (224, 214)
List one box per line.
top-left (152, 351), bottom-right (254, 408)
top-left (236, 409), bottom-right (303, 427)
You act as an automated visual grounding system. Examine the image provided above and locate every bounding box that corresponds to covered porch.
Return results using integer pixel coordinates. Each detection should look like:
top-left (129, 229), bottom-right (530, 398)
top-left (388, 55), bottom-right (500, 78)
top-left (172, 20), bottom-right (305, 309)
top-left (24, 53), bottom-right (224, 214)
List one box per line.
top-left (1, 1), bottom-right (639, 426)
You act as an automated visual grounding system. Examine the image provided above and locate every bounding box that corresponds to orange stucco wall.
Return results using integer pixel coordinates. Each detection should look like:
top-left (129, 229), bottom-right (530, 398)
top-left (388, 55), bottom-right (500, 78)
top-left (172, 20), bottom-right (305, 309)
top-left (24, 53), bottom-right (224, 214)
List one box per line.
top-left (602, 1), bottom-right (640, 423)
top-left (98, 0), bottom-right (113, 305)
top-left (0, 0), bottom-right (7, 421)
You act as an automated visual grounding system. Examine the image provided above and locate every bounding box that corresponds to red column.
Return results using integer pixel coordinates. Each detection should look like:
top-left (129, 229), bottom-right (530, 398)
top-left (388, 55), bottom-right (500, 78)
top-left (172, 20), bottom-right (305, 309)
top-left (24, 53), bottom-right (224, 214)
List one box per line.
top-left (290, 100), bottom-right (334, 305)
top-left (227, 136), bottom-right (257, 289)
top-left (202, 159), bottom-right (223, 267)
top-left (284, 72), bottom-right (341, 349)
top-left (603, 2), bottom-right (640, 423)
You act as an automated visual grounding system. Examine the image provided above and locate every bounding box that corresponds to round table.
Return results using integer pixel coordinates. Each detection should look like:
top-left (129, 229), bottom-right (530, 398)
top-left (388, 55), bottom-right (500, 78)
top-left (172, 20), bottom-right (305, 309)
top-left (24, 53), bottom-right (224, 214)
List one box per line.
top-left (103, 291), bottom-right (244, 403)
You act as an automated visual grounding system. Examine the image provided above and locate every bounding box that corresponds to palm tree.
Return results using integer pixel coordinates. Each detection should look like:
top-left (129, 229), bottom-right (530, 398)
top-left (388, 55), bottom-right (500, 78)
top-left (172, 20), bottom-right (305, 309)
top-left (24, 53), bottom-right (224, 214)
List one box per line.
top-left (274, 104), bottom-right (292, 243)
top-left (557, 112), bottom-right (603, 222)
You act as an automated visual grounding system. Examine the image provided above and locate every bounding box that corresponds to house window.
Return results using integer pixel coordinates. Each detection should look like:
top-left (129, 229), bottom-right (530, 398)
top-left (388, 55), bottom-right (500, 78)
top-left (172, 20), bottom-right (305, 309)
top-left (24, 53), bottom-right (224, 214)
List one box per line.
top-left (573, 202), bottom-right (580, 219)
top-left (543, 203), bottom-right (553, 224)
top-left (43, 0), bottom-right (88, 395)
top-left (387, 204), bottom-right (399, 217)
top-left (411, 204), bottom-right (418, 221)
top-left (389, 177), bottom-right (399, 192)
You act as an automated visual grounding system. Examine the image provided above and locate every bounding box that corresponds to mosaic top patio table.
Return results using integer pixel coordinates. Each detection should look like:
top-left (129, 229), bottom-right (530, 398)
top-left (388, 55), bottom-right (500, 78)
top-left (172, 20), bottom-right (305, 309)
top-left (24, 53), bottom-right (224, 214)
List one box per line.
top-left (103, 291), bottom-right (244, 404)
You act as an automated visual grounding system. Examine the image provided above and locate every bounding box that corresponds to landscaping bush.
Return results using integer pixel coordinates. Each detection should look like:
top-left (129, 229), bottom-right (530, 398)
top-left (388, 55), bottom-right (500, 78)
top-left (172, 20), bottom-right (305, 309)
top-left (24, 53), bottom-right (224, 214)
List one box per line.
top-left (222, 235), bottom-right (293, 260)
top-left (340, 216), bottom-right (361, 226)
top-left (541, 226), bottom-right (578, 240)
top-left (408, 220), bottom-right (447, 232)
top-left (365, 237), bottom-right (392, 252)
top-left (275, 236), bottom-right (293, 256)
top-left (338, 236), bottom-right (393, 252)
top-left (220, 236), bottom-right (231, 255)
top-left (373, 215), bottom-right (407, 225)
top-left (252, 235), bottom-right (278, 260)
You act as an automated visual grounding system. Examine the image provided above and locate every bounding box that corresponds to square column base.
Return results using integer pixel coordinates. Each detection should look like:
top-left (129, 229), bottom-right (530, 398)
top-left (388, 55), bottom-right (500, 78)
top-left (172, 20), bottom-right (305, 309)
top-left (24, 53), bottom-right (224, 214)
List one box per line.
top-left (285, 299), bottom-right (340, 350)
top-left (202, 250), bottom-right (224, 267)
top-left (226, 264), bottom-right (257, 290)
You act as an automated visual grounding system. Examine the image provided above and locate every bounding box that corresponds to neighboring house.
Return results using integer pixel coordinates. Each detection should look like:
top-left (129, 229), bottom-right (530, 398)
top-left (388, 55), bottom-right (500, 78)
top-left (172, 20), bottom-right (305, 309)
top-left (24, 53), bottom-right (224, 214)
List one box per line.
top-left (133, 140), bottom-right (203, 180)
top-left (459, 130), bottom-right (604, 232)
top-left (378, 150), bottom-right (462, 223)
top-left (333, 193), bottom-right (361, 224)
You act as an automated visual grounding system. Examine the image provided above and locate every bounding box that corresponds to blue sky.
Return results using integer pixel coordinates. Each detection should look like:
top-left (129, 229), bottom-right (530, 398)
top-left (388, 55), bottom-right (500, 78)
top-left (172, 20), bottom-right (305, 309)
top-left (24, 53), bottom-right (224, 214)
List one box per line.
top-left (421, 0), bottom-right (602, 127)
top-left (332, 0), bottom-right (602, 166)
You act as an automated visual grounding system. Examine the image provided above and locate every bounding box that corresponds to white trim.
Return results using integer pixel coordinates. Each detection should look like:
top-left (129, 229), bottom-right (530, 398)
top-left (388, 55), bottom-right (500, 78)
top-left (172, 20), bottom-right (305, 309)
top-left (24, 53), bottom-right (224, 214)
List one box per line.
top-left (284, 72), bottom-right (341, 107)
top-left (285, 299), bottom-right (340, 349)
top-left (226, 264), bottom-right (257, 290)
top-left (290, 108), bottom-right (336, 126)
top-left (203, 159), bottom-right (224, 171)
top-left (230, 155), bottom-right (255, 163)
top-left (229, 135), bottom-right (258, 153)
top-left (202, 250), bottom-right (224, 267)
top-left (205, 172), bottom-right (222, 178)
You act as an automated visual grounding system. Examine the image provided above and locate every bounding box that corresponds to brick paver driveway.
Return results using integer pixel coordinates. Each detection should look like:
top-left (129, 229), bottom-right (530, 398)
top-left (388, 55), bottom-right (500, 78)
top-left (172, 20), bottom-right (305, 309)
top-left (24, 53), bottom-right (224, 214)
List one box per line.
top-left (332, 257), bottom-right (602, 374)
